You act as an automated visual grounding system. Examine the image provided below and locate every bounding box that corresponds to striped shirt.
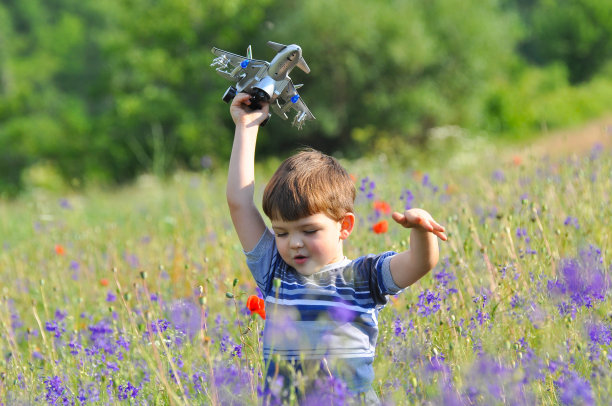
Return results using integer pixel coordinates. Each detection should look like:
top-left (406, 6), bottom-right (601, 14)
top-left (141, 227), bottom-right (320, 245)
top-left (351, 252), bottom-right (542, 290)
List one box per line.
top-left (245, 229), bottom-right (403, 392)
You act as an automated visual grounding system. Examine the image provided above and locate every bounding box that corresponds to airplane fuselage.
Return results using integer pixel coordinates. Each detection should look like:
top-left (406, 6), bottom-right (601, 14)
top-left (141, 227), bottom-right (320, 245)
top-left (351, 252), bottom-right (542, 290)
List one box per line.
top-left (268, 45), bottom-right (302, 81)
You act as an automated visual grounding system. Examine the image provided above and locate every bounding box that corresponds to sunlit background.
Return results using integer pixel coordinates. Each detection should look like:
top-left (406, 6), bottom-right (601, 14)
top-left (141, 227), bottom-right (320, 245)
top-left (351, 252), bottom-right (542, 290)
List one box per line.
top-left (0, 1), bottom-right (611, 404)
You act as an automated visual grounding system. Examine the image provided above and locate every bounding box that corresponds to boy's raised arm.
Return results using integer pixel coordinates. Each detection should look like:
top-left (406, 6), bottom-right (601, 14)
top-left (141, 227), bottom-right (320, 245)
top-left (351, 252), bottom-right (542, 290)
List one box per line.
top-left (226, 93), bottom-right (269, 252)
top-left (389, 208), bottom-right (447, 289)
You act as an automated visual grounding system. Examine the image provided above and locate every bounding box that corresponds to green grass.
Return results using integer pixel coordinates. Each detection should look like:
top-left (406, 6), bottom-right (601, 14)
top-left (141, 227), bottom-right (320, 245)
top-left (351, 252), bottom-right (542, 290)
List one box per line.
top-left (0, 137), bottom-right (610, 404)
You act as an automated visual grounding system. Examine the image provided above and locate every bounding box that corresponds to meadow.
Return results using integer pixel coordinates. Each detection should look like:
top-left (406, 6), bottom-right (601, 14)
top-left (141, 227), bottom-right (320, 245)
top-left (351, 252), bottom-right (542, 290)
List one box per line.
top-left (0, 130), bottom-right (611, 405)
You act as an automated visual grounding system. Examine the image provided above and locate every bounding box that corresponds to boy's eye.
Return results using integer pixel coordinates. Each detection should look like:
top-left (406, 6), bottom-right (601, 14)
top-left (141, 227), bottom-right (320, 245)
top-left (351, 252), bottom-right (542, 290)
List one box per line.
top-left (275, 232), bottom-right (288, 237)
top-left (304, 230), bottom-right (318, 234)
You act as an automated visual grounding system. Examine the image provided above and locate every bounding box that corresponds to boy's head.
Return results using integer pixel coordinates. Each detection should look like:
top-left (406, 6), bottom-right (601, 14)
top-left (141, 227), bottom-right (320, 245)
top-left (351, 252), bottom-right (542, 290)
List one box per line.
top-left (263, 149), bottom-right (355, 222)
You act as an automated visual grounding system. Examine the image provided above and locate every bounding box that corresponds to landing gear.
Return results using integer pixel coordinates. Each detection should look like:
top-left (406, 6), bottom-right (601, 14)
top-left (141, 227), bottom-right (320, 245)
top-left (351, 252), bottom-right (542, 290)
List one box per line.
top-left (222, 86), bottom-right (237, 103)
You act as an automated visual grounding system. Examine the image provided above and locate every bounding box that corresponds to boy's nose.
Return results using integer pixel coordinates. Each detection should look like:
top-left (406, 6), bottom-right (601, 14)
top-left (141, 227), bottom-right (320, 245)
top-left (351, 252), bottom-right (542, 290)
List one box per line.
top-left (289, 236), bottom-right (304, 248)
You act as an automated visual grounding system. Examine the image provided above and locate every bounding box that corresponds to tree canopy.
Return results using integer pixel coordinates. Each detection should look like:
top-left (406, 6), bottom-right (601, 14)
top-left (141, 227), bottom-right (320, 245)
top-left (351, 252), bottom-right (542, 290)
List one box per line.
top-left (1, 0), bottom-right (611, 195)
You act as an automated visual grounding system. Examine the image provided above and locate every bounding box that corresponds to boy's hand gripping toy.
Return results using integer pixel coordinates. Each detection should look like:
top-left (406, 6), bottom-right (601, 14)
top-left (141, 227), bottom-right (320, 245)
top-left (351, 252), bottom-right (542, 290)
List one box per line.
top-left (211, 41), bottom-right (315, 129)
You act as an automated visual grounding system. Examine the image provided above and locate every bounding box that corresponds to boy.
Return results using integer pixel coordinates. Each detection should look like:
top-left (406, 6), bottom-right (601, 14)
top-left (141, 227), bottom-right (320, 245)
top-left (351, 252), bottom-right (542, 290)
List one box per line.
top-left (226, 93), bottom-right (447, 403)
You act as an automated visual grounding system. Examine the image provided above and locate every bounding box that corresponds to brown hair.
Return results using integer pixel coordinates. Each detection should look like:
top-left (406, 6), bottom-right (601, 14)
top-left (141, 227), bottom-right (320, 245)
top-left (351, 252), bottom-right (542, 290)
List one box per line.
top-left (263, 149), bottom-right (355, 221)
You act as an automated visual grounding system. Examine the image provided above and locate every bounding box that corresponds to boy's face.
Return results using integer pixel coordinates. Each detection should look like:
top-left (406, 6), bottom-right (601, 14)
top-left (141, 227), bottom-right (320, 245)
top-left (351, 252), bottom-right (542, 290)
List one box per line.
top-left (271, 212), bottom-right (354, 276)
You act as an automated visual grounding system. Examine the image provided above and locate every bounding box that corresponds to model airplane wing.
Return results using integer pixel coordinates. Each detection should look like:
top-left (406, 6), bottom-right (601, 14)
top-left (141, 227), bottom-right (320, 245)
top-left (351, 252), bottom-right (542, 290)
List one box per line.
top-left (273, 80), bottom-right (315, 129)
top-left (211, 47), bottom-right (269, 82)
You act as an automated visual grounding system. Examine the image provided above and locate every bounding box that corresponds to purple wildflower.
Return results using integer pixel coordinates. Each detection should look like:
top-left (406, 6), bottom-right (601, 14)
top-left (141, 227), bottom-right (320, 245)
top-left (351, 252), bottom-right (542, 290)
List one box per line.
top-left (77, 383), bottom-right (100, 403)
top-left (117, 381), bottom-right (139, 400)
top-left (555, 371), bottom-right (594, 406)
top-left (422, 173), bottom-right (430, 186)
top-left (587, 322), bottom-right (612, 346)
top-left (301, 376), bottom-right (351, 406)
top-left (169, 299), bottom-right (201, 339)
top-left (192, 371), bottom-right (207, 394)
top-left (472, 310), bottom-right (490, 327)
top-left (68, 333), bottom-right (83, 356)
top-left (150, 319), bottom-right (170, 334)
top-left (59, 199), bottom-right (72, 210)
top-left (213, 364), bottom-right (253, 403)
top-left (492, 170), bottom-right (506, 182)
top-left (124, 252), bottom-right (140, 268)
top-left (45, 316), bottom-right (66, 339)
top-left (547, 245), bottom-right (609, 312)
top-left (359, 177), bottom-right (376, 200)
top-left (563, 216), bottom-right (580, 229)
top-left (8, 300), bottom-right (23, 329)
top-left (416, 289), bottom-right (441, 317)
top-left (219, 333), bottom-right (231, 353)
top-left (516, 227), bottom-right (527, 239)
top-left (393, 316), bottom-right (406, 338)
top-left (231, 344), bottom-right (243, 358)
top-left (589, 143), bottom-right (603, 160)
top-left (426, 355), bottom-right (449, 375)
top-left (88, 319), bottom-right (116, 355)
top-left (106, 291), bottom-right (117, 302)
top-left (70, 261), bottom-right (80, 280)
top-left (43, 376), bottom-right (71, 405)
top-left (433, 259), bottom-right (457, 291)
top-left (400, 189), bottom-right (415, 210)
top-left (116, 335), bottom-right (130, 351)
top-left (510, 294), bottom-right (522, 309)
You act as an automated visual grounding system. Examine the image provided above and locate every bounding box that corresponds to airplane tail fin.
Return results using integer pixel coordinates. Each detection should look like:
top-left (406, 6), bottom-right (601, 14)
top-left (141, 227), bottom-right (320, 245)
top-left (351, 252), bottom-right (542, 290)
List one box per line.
top-left (296, 57), bottom-right (310, 74)
top-left (267, 41), bottom-right (287, 52)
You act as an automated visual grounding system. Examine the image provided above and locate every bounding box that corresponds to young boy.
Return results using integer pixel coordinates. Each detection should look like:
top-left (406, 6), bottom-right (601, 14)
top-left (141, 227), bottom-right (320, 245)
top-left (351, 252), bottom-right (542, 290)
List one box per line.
top-left (226, 93), bottom-right (447, 403)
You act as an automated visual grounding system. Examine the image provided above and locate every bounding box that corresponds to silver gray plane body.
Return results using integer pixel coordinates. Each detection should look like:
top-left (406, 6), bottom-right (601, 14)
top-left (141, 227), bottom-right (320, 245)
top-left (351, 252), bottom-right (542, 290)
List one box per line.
top-left (211, 41), bottom-right (315, 129)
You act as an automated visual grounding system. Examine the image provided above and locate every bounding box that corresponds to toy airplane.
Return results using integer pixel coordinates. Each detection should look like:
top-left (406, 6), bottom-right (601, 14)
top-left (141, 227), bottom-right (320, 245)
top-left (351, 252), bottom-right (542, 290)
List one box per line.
top-left (211, 41), bottom-right (315, 129)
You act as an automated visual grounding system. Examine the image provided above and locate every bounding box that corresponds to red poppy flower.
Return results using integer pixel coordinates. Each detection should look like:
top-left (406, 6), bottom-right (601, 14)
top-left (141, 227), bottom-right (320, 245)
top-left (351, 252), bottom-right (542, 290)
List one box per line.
top-left (246, 295), bottom-right (266, 319)
top-left (100, 278), bottom-right (109, 287)
top-left (373, 200), bottom-right (392, 214)
top-left (372, 220), bottom-right (388, 234)
top-left (54, 244), bottom-right (65, 255)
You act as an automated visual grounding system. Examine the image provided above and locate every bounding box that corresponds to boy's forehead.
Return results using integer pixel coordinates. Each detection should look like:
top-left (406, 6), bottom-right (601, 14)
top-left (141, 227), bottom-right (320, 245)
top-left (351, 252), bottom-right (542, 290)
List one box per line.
top-left (271, 213), bottom-right (338, 228)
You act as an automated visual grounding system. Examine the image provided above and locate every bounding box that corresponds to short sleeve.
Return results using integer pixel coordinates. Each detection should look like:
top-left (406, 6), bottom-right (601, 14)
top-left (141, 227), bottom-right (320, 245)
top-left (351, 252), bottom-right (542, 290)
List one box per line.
top-left (244, 228), bottom-right (276, 296)
top-left (352, 251), bottom-right (405, 305)
top-left (379, 254), bottom-right (404, 295)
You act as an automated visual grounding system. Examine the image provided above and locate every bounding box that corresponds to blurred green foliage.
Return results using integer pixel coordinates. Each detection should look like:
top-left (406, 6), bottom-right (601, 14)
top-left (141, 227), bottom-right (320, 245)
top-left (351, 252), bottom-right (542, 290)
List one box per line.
top-left (0, 0), bottom-right (611, 195)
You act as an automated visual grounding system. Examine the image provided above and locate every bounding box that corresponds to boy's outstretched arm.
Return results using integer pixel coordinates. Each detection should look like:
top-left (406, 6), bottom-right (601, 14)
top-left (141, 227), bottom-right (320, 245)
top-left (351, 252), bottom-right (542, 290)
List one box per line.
top-left (389, 208), bottom-right (447, 289)
top-left (226, 93), bottom-right (270, 252)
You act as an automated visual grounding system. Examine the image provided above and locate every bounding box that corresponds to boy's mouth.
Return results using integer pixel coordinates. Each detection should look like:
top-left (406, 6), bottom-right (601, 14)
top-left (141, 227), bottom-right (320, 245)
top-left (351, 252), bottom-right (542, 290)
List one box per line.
top-left (294, 255), bottom-right (308, 265)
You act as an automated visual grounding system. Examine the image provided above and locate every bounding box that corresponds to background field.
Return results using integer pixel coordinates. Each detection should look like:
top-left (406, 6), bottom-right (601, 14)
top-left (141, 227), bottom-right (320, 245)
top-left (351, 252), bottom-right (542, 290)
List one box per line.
top-left (2, 1), bottom-right (612, 402)
top-left (0, 121), bottom-right (610, 404)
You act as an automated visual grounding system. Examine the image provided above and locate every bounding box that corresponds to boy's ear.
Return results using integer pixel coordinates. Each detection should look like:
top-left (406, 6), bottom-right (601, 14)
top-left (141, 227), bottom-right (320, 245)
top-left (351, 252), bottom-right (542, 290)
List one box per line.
top-left (339, 213), bottom-right (355, 240)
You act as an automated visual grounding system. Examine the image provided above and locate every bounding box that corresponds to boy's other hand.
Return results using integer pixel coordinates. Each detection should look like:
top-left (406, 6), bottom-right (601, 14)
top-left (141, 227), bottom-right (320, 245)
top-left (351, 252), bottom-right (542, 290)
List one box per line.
top-left (392, 208), bottom-right (447, 241)
top-left (230, 92), bottom-right (270, 127)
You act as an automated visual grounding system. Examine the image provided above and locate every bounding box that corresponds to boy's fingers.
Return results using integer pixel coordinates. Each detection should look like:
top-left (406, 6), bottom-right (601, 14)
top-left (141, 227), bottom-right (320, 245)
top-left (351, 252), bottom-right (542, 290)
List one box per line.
top-left (423, 220), bottom-right (434, 232)
top-left (432, 221), bottom-right (445, 231)
top-left (235, 92), bottom-right (250, 101)
top-left (392, 212), bottom-right (405, 224)
top-left (435, 230), bottom-right (448, 241)
top-left (232, 92), bottom-right (251, 106)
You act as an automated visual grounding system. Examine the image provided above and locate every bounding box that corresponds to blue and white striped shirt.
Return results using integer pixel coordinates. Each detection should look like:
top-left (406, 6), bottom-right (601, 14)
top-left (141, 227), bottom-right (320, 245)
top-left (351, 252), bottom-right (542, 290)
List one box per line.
top-left (245, 228), bottom-right (403, 392)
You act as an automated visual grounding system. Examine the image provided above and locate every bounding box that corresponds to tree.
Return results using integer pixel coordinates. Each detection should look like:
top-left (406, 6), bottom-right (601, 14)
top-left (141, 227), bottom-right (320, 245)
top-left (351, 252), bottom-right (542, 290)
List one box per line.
top-left (260, 0), bottom-right (520, 156)
top-left (510, 0), bottom-right (612, 83)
